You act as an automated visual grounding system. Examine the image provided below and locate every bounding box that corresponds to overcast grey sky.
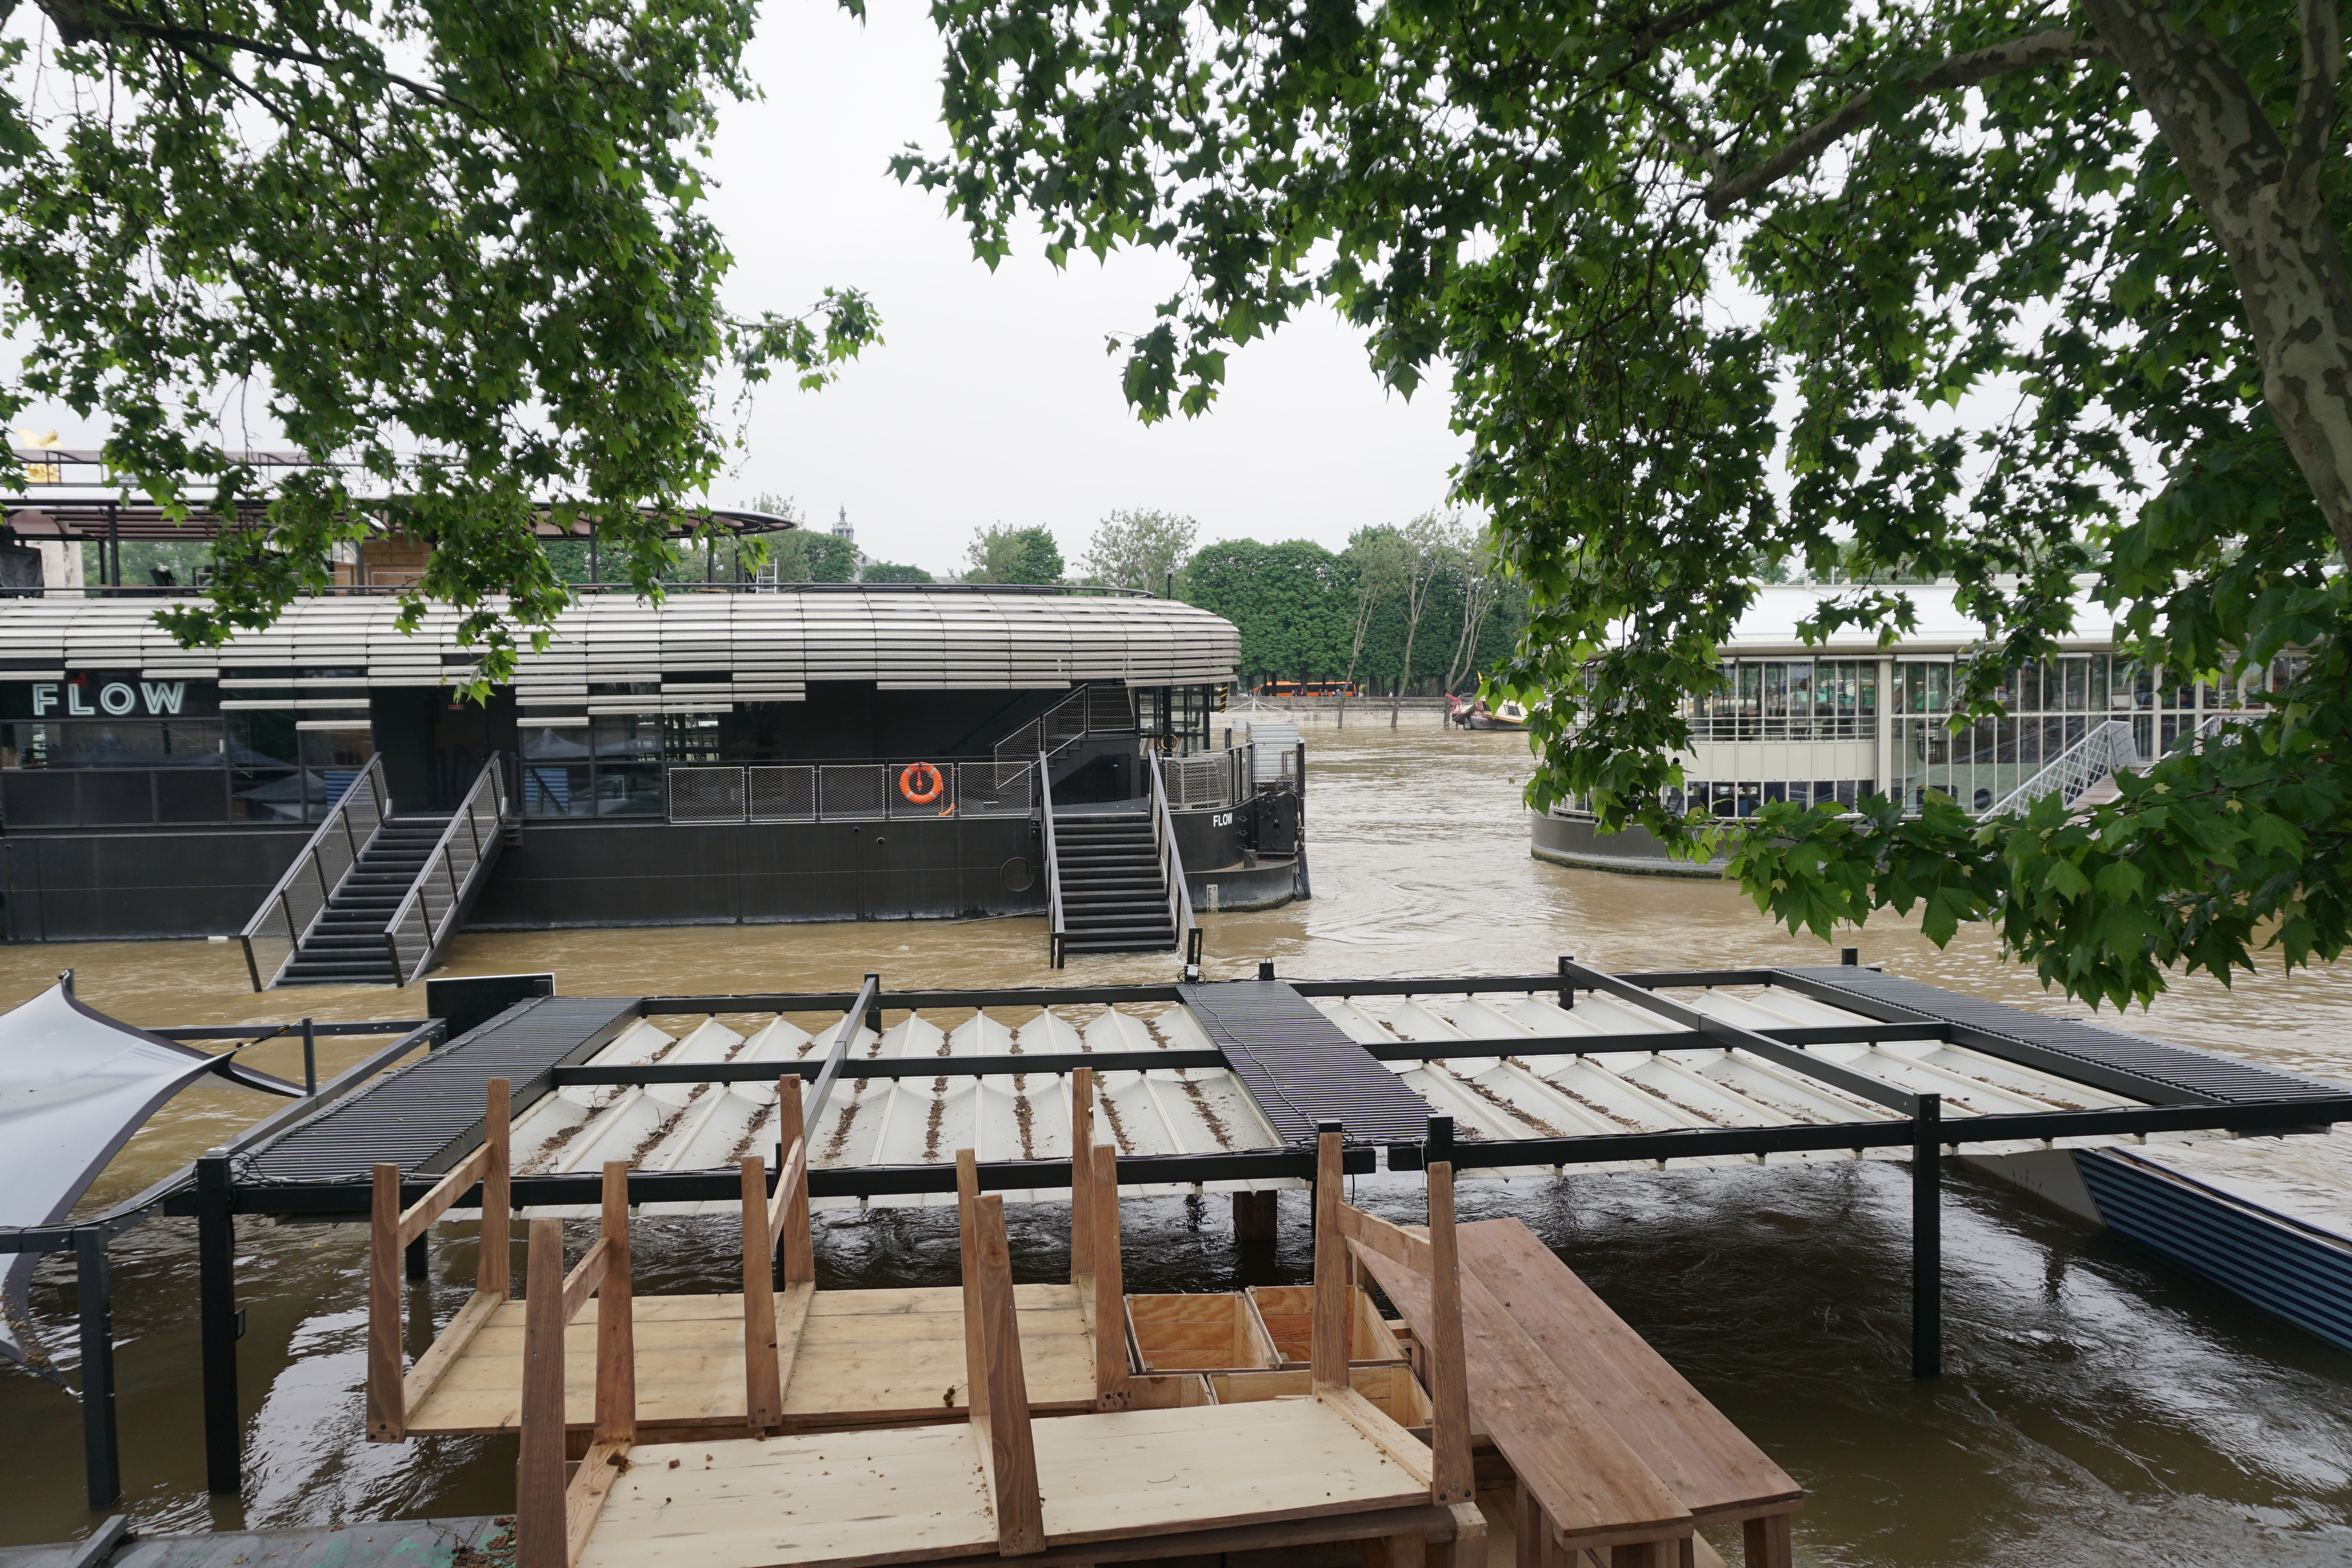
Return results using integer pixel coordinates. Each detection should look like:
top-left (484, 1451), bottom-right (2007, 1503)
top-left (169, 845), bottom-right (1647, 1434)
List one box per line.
top-left (707, 2), bottom-right (1469, 577)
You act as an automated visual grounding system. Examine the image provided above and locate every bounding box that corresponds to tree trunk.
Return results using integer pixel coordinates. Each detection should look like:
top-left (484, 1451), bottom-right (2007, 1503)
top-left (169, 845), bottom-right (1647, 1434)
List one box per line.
top-left (2080, 0), bottom-right (2352, 561)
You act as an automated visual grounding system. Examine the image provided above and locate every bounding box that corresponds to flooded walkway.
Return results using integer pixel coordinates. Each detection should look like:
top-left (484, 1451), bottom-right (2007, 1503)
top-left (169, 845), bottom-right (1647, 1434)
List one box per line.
top-left (2, 717), bottom-right (2348, 1563)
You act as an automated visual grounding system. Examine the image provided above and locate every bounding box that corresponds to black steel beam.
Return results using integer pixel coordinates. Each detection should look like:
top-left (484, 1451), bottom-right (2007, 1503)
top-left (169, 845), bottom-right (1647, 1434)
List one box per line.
top-left (74, 1229), bottom-right (118, 1509)
top-left (152, 1021), bottom-right (433, 1041)
top-left (1561, 959), bottom-right (1922, 1114)
top-left (1768, 968), bottom-right (2221, 1107)
top-left (1914, 1094), bottom-right (1942, 1379)
top-left (1285, 971), bottom-right (1779, 998)
top-left (1406, 1094), bottom-right (2352, 1170)
top-left (1352, 1022), bottom-right (1950, 1062)
top-left (196, 1154), bottom-right (241, 1495)
top-left (640, 983), bottom-right (1187, 1014)
top-left (551, 1049), bottom-right (1227, 1086)
top-left (806, 974), bottom-right (878, 1134)
top-left (212, 1144), bottom-right (1381, 1218)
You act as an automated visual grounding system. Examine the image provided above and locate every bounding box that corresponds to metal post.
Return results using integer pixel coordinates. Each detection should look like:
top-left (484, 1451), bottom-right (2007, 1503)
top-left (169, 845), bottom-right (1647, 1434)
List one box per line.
top-left (1425, 1114), bottom-right (1455, 1171)
top-left (1558, 954), bottom-right (1575, 1010)
top-left (1913, 1092), bottom-right (1942, 1379)
top-left (196, 1151), bottom-right (242, 1493)
top-left (1184, 927), bottom-right (1204, 984)
top-left (1842, 947), bottom-right (1859, 966)
top-left (74, 1228), bottom-right (120, 1508)
top-left (405, 1234), bottom-right (429, 1281)
top-left (1257, 958), bottom-right (1274, 981)
top-left (301, 1017), bottom-right (317, 1095)
top-left (864, 972), bottom-right (883, 1038)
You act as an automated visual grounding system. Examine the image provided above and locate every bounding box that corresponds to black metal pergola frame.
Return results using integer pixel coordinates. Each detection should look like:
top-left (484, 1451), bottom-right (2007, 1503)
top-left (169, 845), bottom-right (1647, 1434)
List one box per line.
top-left (22, 958), bottom-right (2351, 1510)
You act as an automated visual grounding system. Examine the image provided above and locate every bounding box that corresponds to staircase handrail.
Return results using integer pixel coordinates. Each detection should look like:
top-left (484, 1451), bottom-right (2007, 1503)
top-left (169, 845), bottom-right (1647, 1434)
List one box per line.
top-left (1979, 718), bottom-right (2138, 820)
top-left (1148, 754), bottom-right (1197, 954)
top-left (238, 754), bottom-right (392, 992)
top-left (380, 754), bottom-right (510, 986)
top-left (994, 684), bottom-right (1135, 765)
top-left (1039, 750), bottom-right (1067, 968)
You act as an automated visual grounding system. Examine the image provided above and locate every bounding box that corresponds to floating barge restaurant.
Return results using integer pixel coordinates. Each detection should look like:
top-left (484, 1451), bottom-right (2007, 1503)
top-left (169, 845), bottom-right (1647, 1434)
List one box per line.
top-left (1532, 583), bottom-right (2281, 875)
top-left (8, 955), bottom-right (2350, 1558)
top-left (0, 500), bottom-right (1293, 975)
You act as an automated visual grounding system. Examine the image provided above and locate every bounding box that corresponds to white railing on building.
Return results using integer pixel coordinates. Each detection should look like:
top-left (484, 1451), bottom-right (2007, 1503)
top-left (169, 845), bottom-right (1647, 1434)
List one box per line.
top-left (238, 754), bottom-right (390, 991)
top-left (1147, 754), bottom-right (1196, 956)
top-left (1040, 751), bottom-right (1067, 968)
top-left (666, 761), bottom-right (1037, 824)
top-left (1979, 720), bottom-right (2139, 818)
top-left (383, 755), bottom-right (510, 986)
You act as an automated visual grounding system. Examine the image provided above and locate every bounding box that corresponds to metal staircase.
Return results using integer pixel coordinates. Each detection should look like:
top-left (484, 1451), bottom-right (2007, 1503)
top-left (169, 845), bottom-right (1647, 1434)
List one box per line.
top-left (276, 817), bottom-right (453, 984)
top-left (241, 753), bottom-right (512, 989)
top-left (1041, 748), bottom-right (1195, 965)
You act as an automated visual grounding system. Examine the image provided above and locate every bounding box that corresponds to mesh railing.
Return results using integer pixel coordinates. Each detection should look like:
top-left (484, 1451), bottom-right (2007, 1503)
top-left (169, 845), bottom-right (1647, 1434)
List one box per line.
top-left (238, 755), bottom-right (390, 991)
top-left (747, 765), bottom-right (817, 823)
top-left (1980, 720), bottom-right (2139, 819)
top-left (385, 756), bottom-right (509, 985)
top-left (957, 760), bottom-right (1035, 818)
top-left (669, 767), bottom-right (748, 823)
top-left (669, 761), bottom-right (1036, 823)
top-left (994, 684), bottom-right (1137, 763)
top-left (1160, 753), bottom-right (1235, 811)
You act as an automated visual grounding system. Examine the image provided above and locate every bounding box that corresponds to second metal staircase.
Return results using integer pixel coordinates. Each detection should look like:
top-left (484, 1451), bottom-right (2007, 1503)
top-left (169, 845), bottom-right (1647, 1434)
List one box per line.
top-left (277, 815), bottom-right (454, 984)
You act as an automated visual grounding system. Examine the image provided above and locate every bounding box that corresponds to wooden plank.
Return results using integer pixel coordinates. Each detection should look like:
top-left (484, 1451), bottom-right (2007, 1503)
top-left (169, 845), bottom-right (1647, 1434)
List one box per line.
top-left (576, 1423), bottom-right (995, 1568)
top-left (1312, 1129), bottom-right (1349, 1389)
top-left (914, 1500), bottom-right (1479, 1567)
top-left (517, 1219), bottom-right (568, 1568)
top-left (1338, 1204), bottom-right (1436, 1278)
top-left (1028, 1399), bottom-right (1428, 1542)
top-left (1454, 1222), bottom-right (1803, 1522)
top-left (400, 1141), bottom-right (493, 1248)
top-left (1070, 1069), bottom-right (1095, 1283)
top-left (560, 1238), bottom-right (610, 1323)
top-left (956, 1150), bottom-right (987, 1427)
top-left (776, 1077), bottom-right (814, 1285)
top-left (1089, 1142), bottom-right (1127, 1407)
top-left (1741, 1514), bottom-right (1792, 1568)
top-left (1352, 1241), bottom-right (1690, 1550)
top-left (400, 1287), bottom-right (503, 1414)
top-left (771, 1280), bottom-right (816, 1420)
top-left (1315, 1383), bottom-right (1435, 1487)
top-left (595, 1162), bottom-right (634, 1447)
top-left (564, 1437), bottom-right (630, 1567)
top-left (739, 1157), bottom-right (780, 1430)
top-left (366, 1163), bottom-right (405, 1442)
top-left (973, 1193), bottom-right (1044, 1554)
top-left (479, 1077), bottom-right (512, 1299)
top-left (1426, 1163), bottom-right (1473, 1508)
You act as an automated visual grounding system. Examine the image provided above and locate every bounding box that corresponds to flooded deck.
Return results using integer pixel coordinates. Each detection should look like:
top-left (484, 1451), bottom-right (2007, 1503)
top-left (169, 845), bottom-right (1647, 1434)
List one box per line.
top-left (2, 717), bottom-right (2350, 1564)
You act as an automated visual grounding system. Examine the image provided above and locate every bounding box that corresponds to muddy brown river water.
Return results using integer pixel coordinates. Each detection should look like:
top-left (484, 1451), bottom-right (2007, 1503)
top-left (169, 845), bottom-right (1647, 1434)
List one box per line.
top-left (2, 716), bottom-right (2348, 1564)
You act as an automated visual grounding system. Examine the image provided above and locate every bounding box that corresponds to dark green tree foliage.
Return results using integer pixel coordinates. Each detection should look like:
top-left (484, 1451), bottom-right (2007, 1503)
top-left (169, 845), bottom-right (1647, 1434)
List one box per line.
top-left (967, 524), bottom-right (1065, 584)
top-left (1184, 539), bottom-right (1355, 684)
top-left (903, 0), bottom-right (2352, 1008)
top-left (1, 0), bottom-right (877, 682)
top-left (863, 561), bottom-right (936, 583)
top-left (769, 533), bottom-right (861, 583)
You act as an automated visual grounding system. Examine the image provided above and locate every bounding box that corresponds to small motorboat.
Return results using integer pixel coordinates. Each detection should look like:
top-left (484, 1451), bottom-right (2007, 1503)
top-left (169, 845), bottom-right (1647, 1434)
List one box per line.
top-left (1448, 694), bottom-right (1530, 731)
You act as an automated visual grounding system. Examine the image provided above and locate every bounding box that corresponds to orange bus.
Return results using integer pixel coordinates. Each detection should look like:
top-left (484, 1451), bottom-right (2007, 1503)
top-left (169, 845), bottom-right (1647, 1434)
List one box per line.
top-left (1254, 680), bottom-right (1359, 697)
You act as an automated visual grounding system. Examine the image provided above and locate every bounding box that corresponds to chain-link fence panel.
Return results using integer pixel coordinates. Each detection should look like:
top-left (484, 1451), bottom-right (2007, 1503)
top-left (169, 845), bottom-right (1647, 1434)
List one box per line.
top-left (888, 761), bottom-right (956, 820)
top-left (1159, 755), bottom-right (1233, 810)
top-left (819, 765), bottom-right (888, 821)
top-left (958, 761), bottom-right (1034, 818)
top-left (668, 766), bottom-right (747, 823)
top-left (747, 765), bottom-right (817, 823)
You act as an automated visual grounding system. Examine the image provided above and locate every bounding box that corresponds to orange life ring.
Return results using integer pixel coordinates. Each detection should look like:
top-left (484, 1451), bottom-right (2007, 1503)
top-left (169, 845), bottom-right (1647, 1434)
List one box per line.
top-left (898, 762), bottom-right (946, 805)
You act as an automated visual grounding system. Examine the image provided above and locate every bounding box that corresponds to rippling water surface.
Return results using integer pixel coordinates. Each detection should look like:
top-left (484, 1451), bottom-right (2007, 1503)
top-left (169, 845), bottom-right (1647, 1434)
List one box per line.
top-left (2, 714), bottom-right (2348, 1563)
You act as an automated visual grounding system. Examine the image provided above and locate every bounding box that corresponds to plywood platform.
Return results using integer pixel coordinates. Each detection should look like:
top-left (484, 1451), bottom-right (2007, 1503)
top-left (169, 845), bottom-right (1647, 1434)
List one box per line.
top-left (574, 1370), bottom-right (1432, 1568)
top-left (403, 1283), bottom-right (1097, 1436)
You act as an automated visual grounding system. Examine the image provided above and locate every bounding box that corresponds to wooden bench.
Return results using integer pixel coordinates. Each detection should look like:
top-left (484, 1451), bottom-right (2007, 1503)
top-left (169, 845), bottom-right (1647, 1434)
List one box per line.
top-left (536, 1130), bottom-right (1488, 1568)
top-left (372, 1071), bottom-right (1120, 1440)
top-left (1348, 1215), bottom-right (1802, 1567)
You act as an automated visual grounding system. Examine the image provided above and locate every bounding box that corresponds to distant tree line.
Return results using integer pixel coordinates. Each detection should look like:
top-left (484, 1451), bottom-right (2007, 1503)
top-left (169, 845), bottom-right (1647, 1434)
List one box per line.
top-left (1182, 516), bottom-right (1519, 705)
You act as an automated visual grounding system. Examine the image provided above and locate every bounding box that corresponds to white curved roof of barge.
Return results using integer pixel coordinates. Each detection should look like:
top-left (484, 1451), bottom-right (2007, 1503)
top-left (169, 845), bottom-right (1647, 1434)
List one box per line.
top-left (1716, 583), bottom-right (2119, 656)
top-left (0, 587), bottom-right (1240, 694)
